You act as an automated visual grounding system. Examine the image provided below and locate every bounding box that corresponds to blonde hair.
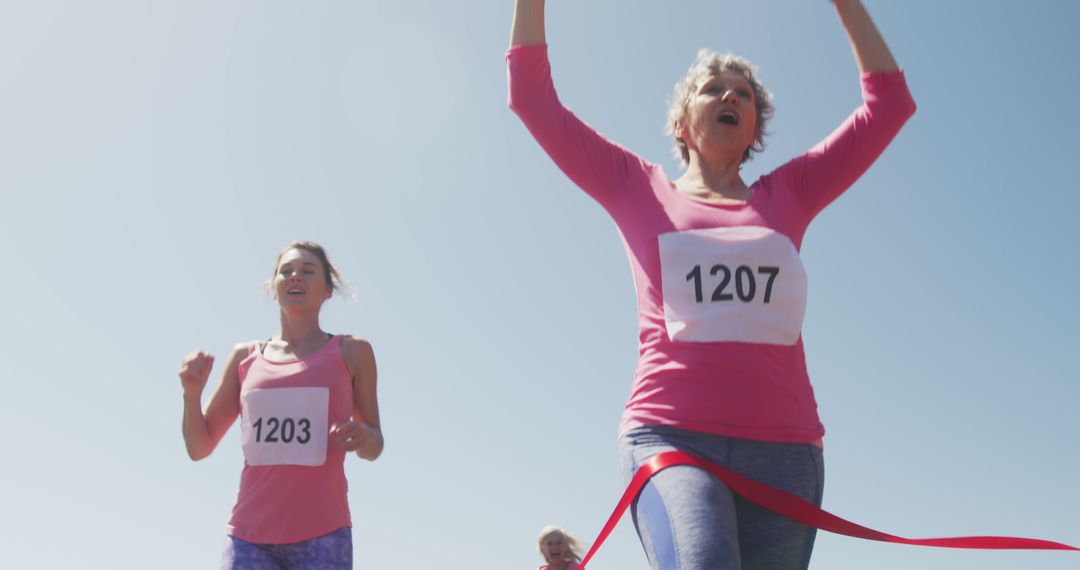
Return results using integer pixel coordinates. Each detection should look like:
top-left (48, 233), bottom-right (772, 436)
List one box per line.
top-left (267, 240), bottom-right (353, 300)
top-left (537, 526), bottom-right (583, 562)
top-left (666, 49), bottom-right (774, 165)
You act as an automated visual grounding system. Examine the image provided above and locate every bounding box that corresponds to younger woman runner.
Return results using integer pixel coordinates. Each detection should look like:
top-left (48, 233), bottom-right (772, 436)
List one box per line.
top-left (179, 240), bottom-right (383, 569)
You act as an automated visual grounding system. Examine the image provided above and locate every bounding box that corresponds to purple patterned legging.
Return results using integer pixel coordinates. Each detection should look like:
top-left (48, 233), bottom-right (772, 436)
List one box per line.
top-left (221, 527), bottom-right (352, 570)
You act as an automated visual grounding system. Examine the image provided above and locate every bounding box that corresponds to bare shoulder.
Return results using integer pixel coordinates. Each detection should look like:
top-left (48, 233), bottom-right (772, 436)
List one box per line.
top-left (340, 335), bottom-right (374, 355)
top-left (233, 340), bottom-right (260, 354)
top-left (228, 341), bottom-right (259, 364)
top-left (217, 341), bottom-right (258, 380)
top-left (339, 335), bottom-right (376, 371)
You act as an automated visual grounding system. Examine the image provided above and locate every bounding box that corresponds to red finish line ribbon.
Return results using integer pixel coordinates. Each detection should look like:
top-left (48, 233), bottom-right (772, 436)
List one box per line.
top-left (579, 450), bottom-right (1078, 568)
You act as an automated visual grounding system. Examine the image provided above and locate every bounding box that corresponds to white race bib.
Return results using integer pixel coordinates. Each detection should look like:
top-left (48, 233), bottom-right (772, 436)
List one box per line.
top-left (240, 387), bottom-right (329, 467)
top-left (659, 226), bottom-right (807, 345)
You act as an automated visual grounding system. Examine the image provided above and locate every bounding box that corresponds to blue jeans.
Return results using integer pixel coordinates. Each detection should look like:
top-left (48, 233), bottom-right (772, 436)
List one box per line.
top-left (620, 425), bottom-right (824, 570)
top-left (221, 527), bottom-right (352, 570)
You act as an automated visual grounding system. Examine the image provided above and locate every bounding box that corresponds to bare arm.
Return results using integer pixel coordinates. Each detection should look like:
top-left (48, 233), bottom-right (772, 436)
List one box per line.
top-left (833, 0), bottom-right (899, 73)
top-left (510, 0), bottom-right (546, 48)
top-left (179, 344), bottom-right (246, 461)
top-left (332, 336), bottom-right (383, 461)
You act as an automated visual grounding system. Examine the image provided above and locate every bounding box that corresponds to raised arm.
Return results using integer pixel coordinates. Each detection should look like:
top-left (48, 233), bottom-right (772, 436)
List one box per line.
top-left (506, 0), bottom-right (649, 210)
top-left (179, 344), bottom-right (246, 461)
top-left (510, 0), bottom-right (546, 48)
top-left (833, 0), bottom-right (899, 73)
top-left (775, 0), bottom-right (914, 217)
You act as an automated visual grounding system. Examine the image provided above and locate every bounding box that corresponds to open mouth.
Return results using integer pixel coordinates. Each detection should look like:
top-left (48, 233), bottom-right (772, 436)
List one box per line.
top-left (718, 112), bottom-right (739, 126)
top-left (287, 289), bottom-right (305, 295)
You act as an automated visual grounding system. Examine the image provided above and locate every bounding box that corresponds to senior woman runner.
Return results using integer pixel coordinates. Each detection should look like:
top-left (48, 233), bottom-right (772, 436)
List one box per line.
top-left (179, 241), bottom-right (383, 569)
top-left (507, 1), bottom-right (915, 569)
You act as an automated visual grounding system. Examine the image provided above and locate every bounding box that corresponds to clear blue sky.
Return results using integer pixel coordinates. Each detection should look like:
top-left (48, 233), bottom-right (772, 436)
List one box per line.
top-left (2, 1), bottom-right (1078, 568)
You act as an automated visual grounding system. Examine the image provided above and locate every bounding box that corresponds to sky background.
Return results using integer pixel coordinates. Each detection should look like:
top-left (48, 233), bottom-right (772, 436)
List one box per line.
top-left (2, 1), bottom-right (1078, 568)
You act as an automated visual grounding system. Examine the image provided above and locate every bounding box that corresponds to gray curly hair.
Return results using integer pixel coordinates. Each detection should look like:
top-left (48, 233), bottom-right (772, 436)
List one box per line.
top-left (666, 49), bottom-right (774, 165)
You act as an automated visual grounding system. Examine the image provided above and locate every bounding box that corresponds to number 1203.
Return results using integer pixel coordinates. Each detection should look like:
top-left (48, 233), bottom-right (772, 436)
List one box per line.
top-left (252, 417), bottom-right (312, 444)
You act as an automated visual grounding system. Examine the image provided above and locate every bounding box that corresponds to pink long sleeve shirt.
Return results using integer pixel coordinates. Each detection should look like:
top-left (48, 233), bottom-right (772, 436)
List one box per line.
top-left (507, 44), bottom-right (915, 444)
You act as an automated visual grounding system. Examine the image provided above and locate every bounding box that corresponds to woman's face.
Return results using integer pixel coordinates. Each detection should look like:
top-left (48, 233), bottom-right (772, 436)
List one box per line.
top-left (678, 69), bottom-right (758, 161)
top-left (273, 248), bottom-right (332, 309)
top-left (541, 532), bottom-right (568, 563)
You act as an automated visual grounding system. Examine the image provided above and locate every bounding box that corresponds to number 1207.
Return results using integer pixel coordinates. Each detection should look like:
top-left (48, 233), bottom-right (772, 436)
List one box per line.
top-left (686, 264), bottom-right (780, 304)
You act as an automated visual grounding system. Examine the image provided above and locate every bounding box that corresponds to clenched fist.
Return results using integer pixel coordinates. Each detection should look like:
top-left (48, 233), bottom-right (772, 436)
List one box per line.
top-left (179, 351), bottom-right (215, 397)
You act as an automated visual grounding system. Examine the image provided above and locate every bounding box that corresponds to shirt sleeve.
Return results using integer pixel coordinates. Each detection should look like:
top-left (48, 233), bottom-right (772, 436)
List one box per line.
top-left (506, 44), bottom-right (651, 212)
top-left (779, 71), bottom-right (917, 218)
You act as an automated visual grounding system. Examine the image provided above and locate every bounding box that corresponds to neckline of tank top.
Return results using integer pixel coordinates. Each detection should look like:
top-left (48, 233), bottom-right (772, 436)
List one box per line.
top-left (257, 333), bottom-right (337, 365)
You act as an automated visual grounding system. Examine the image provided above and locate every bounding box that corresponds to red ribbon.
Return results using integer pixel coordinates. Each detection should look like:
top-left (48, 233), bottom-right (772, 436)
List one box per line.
top-left (579, 450), bottom-right (1078, 568)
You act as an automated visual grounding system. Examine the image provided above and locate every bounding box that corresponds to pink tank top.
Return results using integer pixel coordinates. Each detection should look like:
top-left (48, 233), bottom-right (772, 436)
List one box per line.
top-left (227, 335), bottom-right (354, 544)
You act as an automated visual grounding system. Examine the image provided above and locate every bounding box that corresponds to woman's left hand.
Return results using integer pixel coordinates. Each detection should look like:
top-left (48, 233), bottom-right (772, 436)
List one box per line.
top-left (329, 421), bottom-right (380, 453)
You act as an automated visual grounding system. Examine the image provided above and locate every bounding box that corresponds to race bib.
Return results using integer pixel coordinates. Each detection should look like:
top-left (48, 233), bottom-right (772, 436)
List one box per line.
top-left (240, 387), bottom-right (329, 467)
top-left (659, 226), bottom-right (807, 345)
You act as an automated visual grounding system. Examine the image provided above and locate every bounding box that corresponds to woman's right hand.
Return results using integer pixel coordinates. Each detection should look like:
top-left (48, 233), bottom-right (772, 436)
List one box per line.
top-left (510, 0), bottom-right (546, 48)
top-left (179, 351), bottom-right (215, 396)
top-left (180, 345), bottom-right (244, 461)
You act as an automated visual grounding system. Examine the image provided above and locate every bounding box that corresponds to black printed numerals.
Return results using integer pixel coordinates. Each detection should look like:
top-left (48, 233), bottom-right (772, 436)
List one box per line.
top-left (686, 264), bottom-right (780, 304)
top-left (252, 417), bottom-right (312, 444)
